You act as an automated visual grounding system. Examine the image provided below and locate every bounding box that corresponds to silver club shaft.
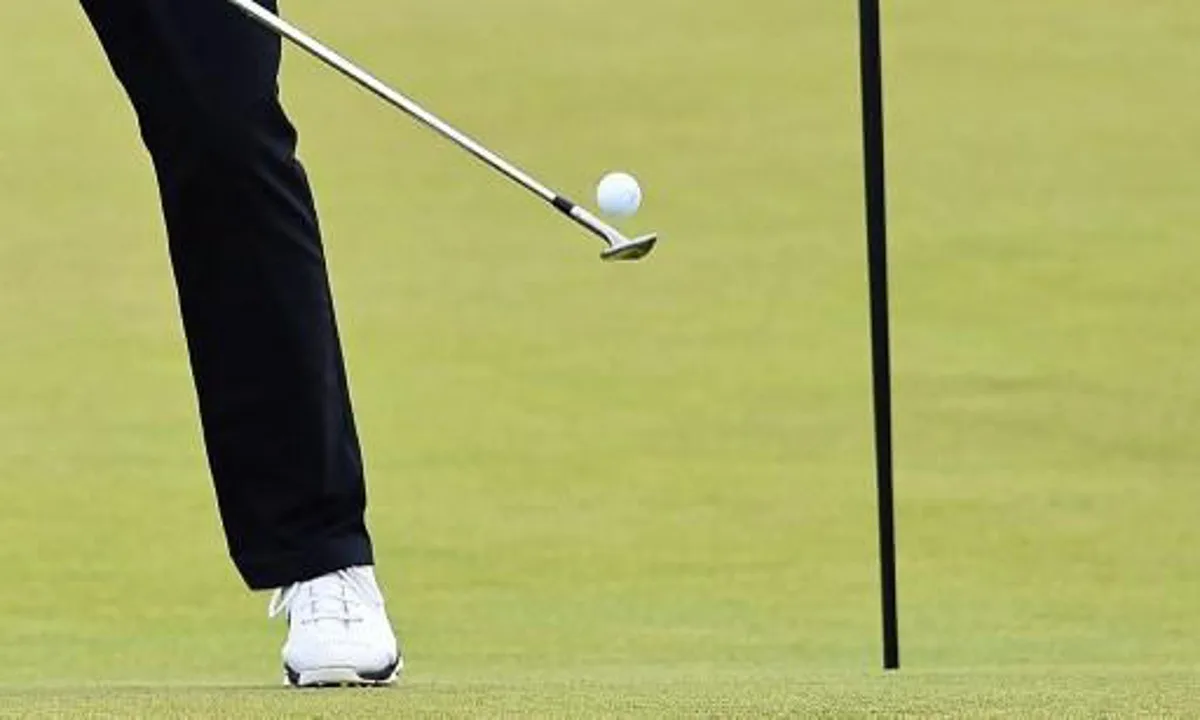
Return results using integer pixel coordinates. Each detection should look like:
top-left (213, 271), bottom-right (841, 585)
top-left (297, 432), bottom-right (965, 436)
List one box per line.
top-left (223, 0), bottom-right (656, 260)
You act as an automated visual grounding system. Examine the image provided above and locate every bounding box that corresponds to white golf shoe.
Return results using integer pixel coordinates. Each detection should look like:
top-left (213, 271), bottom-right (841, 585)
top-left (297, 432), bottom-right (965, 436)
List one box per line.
top-left (268, 566), bottom-right (402, 687)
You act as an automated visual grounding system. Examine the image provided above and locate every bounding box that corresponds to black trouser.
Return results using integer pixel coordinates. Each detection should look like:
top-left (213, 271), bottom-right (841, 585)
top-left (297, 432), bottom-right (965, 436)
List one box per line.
top-left (81, 0), bottom-right (373, 590)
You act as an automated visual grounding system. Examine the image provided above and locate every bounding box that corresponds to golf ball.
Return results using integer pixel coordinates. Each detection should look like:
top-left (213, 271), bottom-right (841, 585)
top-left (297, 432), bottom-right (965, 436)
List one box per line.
top-left (596, 172), bottom-right (643, 218)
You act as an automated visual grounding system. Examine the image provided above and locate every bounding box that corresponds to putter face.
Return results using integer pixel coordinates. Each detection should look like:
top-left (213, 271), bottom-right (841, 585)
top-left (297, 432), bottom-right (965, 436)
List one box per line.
top-left (601, 234), bottom-right (658, 262)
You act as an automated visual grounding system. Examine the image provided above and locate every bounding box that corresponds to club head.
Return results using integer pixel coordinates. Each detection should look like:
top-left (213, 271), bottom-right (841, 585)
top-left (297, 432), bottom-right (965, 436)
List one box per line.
top-left (601, 234), bottom-right (658, 262)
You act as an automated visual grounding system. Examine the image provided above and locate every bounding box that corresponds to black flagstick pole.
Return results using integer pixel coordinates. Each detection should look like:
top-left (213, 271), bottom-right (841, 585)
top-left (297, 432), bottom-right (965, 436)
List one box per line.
top-left (857, 0), bottom-right (900, 671)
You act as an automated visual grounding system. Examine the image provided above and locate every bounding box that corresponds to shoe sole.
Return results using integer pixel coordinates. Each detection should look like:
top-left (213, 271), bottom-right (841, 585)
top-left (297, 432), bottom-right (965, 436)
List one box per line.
top-left (284, 658), bottom-right (402, 688)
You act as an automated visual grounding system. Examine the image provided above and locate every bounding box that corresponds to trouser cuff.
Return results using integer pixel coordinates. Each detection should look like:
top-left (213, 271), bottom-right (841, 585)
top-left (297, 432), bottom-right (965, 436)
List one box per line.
top-left (234, 534), bottom-right (375, 590)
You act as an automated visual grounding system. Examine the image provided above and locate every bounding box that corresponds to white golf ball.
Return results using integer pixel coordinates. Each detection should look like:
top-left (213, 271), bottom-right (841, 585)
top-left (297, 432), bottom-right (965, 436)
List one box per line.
top-left (596, 172), bottom-right (643, 218)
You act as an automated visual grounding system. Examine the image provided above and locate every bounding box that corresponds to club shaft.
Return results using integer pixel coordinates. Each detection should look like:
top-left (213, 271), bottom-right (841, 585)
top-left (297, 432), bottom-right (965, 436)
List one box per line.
top-left (225, 0), bottom-right (557, 204)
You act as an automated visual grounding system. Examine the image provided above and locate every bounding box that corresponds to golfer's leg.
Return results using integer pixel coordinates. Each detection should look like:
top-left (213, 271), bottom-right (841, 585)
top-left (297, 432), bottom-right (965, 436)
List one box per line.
top-left (81, 0), bottom-right (372, 590)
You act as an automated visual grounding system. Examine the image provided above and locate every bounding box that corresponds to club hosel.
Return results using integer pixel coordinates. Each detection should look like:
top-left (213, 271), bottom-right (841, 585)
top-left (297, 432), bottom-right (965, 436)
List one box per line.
top-left (551, 196), bottom-right (621, 247)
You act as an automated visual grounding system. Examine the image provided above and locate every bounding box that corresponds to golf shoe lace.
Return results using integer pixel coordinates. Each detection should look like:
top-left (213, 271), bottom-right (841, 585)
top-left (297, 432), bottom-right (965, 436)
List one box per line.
top-left (268, 567), bottom-right (382, 625)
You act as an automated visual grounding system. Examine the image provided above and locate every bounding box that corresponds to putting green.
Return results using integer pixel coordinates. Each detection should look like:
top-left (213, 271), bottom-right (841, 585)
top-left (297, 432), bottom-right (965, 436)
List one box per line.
top-left (0, 1), bottom-right (1196, 715)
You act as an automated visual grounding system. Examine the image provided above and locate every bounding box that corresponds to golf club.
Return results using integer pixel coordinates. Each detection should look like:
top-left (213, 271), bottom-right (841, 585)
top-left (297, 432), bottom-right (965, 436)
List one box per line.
top-left (224, 0), bottom-right (658, 262)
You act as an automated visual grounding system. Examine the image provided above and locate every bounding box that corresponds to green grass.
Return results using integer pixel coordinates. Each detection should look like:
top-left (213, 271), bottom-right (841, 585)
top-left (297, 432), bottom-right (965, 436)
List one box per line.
top-left (1, 0), bottom-right (1198, 715)
top-left (2, 670), bottom-right (1197, 717)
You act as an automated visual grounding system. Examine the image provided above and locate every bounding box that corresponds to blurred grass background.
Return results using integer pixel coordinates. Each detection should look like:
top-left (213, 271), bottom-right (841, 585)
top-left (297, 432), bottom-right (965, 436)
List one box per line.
top-left (0, 1), bottom-right (1197, 714)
